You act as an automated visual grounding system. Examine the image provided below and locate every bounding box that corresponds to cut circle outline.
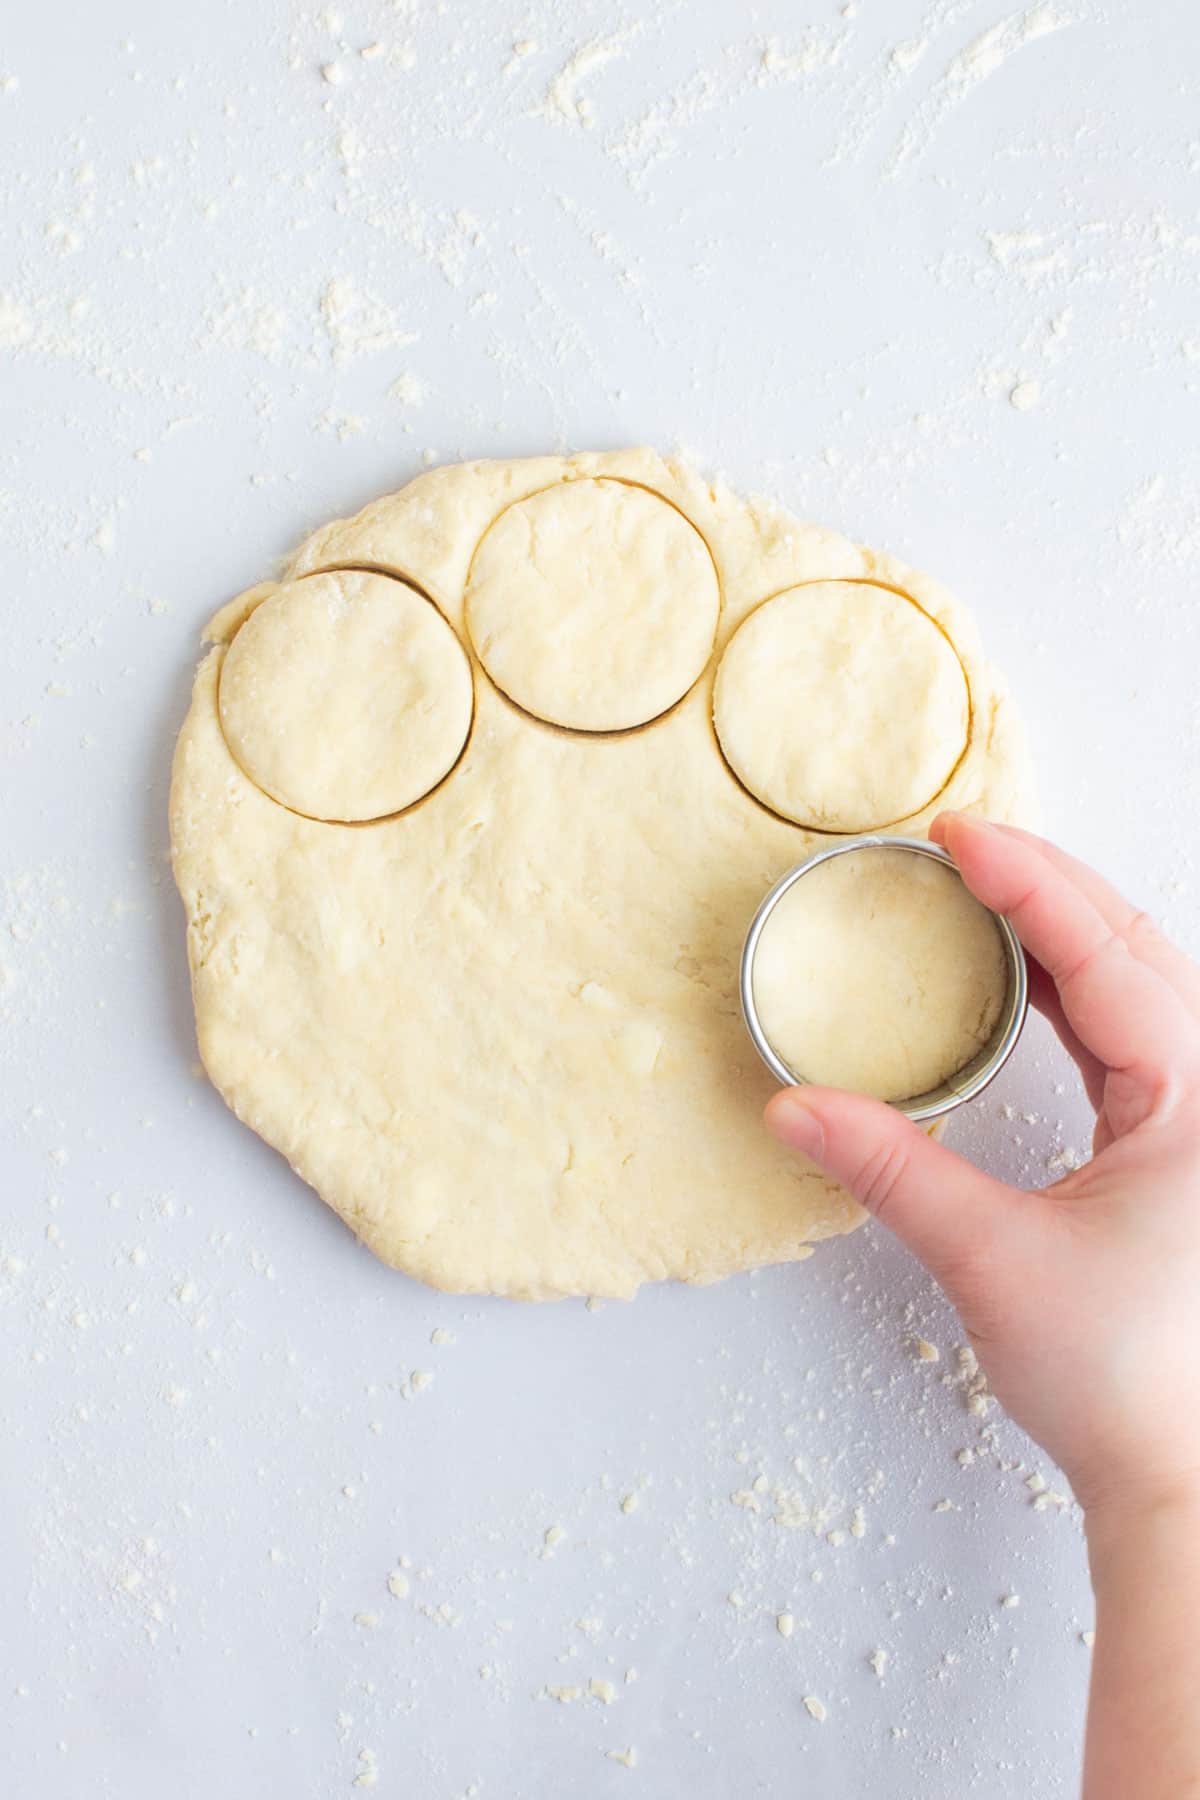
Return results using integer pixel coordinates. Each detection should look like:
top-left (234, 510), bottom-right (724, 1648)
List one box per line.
top-left (463, 476), bottom-right (722, 735)
top-left (712, 577), bottom-right (973, 834)
top-left (217, 567), bottom-right (475, 827)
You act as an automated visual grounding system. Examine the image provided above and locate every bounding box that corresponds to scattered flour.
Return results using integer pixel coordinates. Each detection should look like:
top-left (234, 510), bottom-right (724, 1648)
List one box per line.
top-left (537, 33), bottom-right (634, 128)
top-left (891, 7), bottom-right (1076, 173)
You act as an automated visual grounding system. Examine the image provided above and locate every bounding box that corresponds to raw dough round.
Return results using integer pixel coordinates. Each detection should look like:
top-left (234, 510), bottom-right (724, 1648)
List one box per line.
top-left (465, 478), bottom-right (719, 730)
top-left (218, 569), bottom-right (473, 823)
top-left (171, 449), bottom-right (1035, 1299)
top-left (751, 849), bottom-right (1009, 1103)
top-left (713, 581), bottom-right (969, 831)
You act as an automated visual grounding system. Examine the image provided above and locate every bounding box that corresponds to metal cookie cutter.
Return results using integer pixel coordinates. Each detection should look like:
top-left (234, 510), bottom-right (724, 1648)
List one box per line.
top-left (740, 835), bottom-right (1029, 1124)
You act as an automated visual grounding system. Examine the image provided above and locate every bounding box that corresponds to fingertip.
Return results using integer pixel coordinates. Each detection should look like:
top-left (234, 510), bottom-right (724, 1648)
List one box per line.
top-left (763, 1086), bottom-right (824, 1158)
top-left (933, 809), bottom-right (994, 850)
top-left (930, 811), bottom-right (1012, 910)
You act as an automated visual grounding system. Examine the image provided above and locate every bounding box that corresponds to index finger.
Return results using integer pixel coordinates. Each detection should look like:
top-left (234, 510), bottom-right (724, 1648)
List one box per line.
top-left (954, 820), bottom-right (1200, 1022)
top-left (934, 814), bottom-right (1199, 1086)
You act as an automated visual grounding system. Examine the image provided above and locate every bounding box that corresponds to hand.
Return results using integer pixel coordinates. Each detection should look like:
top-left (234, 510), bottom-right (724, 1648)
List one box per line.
top-left (764, 812), bottom-right (1200, 1519)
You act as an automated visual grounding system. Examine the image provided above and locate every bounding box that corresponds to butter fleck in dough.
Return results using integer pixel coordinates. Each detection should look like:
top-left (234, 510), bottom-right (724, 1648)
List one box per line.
top-left (170, 448), bottom-right (1035, 1299)
top-left (752, 850), bottom-right (1009, 1102)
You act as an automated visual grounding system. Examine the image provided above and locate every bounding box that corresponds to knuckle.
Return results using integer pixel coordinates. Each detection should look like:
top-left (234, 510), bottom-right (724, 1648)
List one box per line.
top-left (854, 1138), bottom-right (911, 1220)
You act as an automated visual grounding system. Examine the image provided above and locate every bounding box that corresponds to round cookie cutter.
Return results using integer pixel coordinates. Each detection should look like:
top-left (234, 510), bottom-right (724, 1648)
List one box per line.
top-left (740, 836), bottom-right (1029, 1124)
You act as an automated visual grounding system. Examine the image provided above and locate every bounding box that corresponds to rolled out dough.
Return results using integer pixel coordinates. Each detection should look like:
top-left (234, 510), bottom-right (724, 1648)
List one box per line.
top-left (751, 849), bottom-right (1010, 1103)
top-left (170, 448), bottom-right (1035, 1299)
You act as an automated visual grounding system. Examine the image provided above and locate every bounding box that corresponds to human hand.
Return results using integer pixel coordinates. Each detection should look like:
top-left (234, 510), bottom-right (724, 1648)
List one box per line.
top-left (764, 812), bottom-right (1200, 1519)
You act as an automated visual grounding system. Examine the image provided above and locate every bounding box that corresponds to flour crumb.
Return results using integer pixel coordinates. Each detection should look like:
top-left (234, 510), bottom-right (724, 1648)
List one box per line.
top-left (320, 277), bottom-right (418, 365)
top-left (353, 1747), bottom-right (379, 1788)
top-left (606, 1746), bottom-right (638, 1768)
top-left (589, 1677), bottom-right (617, 1704)
top-left (538, 33), bottom-right (630, 127)
top-left (430, 1327), bottom-right (455, 1346)
top-left (802, 1694), bottom-right (827, 1722)
top-left (868, 1648), bottom-right (889, 1678)
top-left (504, 39), bottom-right (538, 77)
top-left (620, 1492), bottom-right (639, 1515)
top-left (388, 372), bottom-right (425, 407)
top-left (0, 297), bottom-right (32, 346)
top-left (912, 1337), bottom-right (940, 1362)
top-left (1000, 1593), bottom-right (1021, 1609)
top-left (890, 38), bottom-right (927, 74)
top-left (776, 1612), bottom-right (795, 1639)
top-left (1081, 1629), bottom-right (1096, 1648)
top-left (1010, 379), bottom-right (1041, 411)
top-left (386, 1570), bottom-right (409, 1600)
top-left (761, 29), bottom-right (845, 80)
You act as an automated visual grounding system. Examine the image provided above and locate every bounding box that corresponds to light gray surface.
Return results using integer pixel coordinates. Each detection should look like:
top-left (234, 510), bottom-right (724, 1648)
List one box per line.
top-left (2, 2), bottom-right (1197, 1794)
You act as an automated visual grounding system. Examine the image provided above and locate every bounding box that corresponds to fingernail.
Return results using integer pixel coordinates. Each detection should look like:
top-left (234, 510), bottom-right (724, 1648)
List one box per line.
top-left (765, 1090), bottom-right (824, 1159)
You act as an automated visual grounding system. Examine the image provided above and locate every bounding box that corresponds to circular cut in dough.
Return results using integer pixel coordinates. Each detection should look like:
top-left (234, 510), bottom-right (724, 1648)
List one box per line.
top-left (714, 581), bottom-right (969, 831)
top-left (219, 569), bottom-right (473, 823)
top-left (751, 849), bottom-right (1009, 1103)
top-left (465, 478), bottom-right (720, 731)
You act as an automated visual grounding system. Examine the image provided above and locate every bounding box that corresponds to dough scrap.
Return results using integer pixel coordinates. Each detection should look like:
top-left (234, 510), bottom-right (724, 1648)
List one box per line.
top-left (218, 569), bottom-right (473, 823)
top-left (171, 448), bottom-right (1035, 1299)
top-left (714, 581), bottom-right (969, 830)
top-left (751, 850), bottom-right (1009, 1103)
top-left (465, 478), bottom-right (719, 730)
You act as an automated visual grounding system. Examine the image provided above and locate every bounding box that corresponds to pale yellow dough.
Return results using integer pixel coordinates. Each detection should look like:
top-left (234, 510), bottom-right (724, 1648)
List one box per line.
top-left (218, 569), bottom-right (473, 823)
top-left (714, 581), bottom-right (969, 830)
top-left (751, 851), bottom-right (1009, 1103)
top-left (171, 448), bottom-right (1035, 1299)
top-left (466, 478), bottom-right (719, 730)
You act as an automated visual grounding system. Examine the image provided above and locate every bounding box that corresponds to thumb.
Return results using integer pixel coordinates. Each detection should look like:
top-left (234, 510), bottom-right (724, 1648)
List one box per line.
top-left (765, 1085), bottom-right (1015, 1288)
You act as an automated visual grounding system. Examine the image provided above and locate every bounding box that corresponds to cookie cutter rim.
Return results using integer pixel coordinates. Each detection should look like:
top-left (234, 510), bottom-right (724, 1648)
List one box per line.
top-left (740, 835), bottom-right (1029, 1124)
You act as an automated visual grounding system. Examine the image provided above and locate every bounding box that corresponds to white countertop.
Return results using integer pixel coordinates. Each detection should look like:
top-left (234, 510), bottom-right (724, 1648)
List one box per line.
top-left (3, 1), bottom-right (1197, 1793)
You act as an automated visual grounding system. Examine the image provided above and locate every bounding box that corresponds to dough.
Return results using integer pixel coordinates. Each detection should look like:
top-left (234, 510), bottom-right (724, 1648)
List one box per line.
top-left (171, 448), bottom-right (1035, 1299)
top-left (714, 581), bottom-right (969, 831)
top-left (218, 569), bottom-right (473, 822)
top-left (465, 478), bottom-right (719, 730)
top-left (751, 849), bottom-right (1009, 1103)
